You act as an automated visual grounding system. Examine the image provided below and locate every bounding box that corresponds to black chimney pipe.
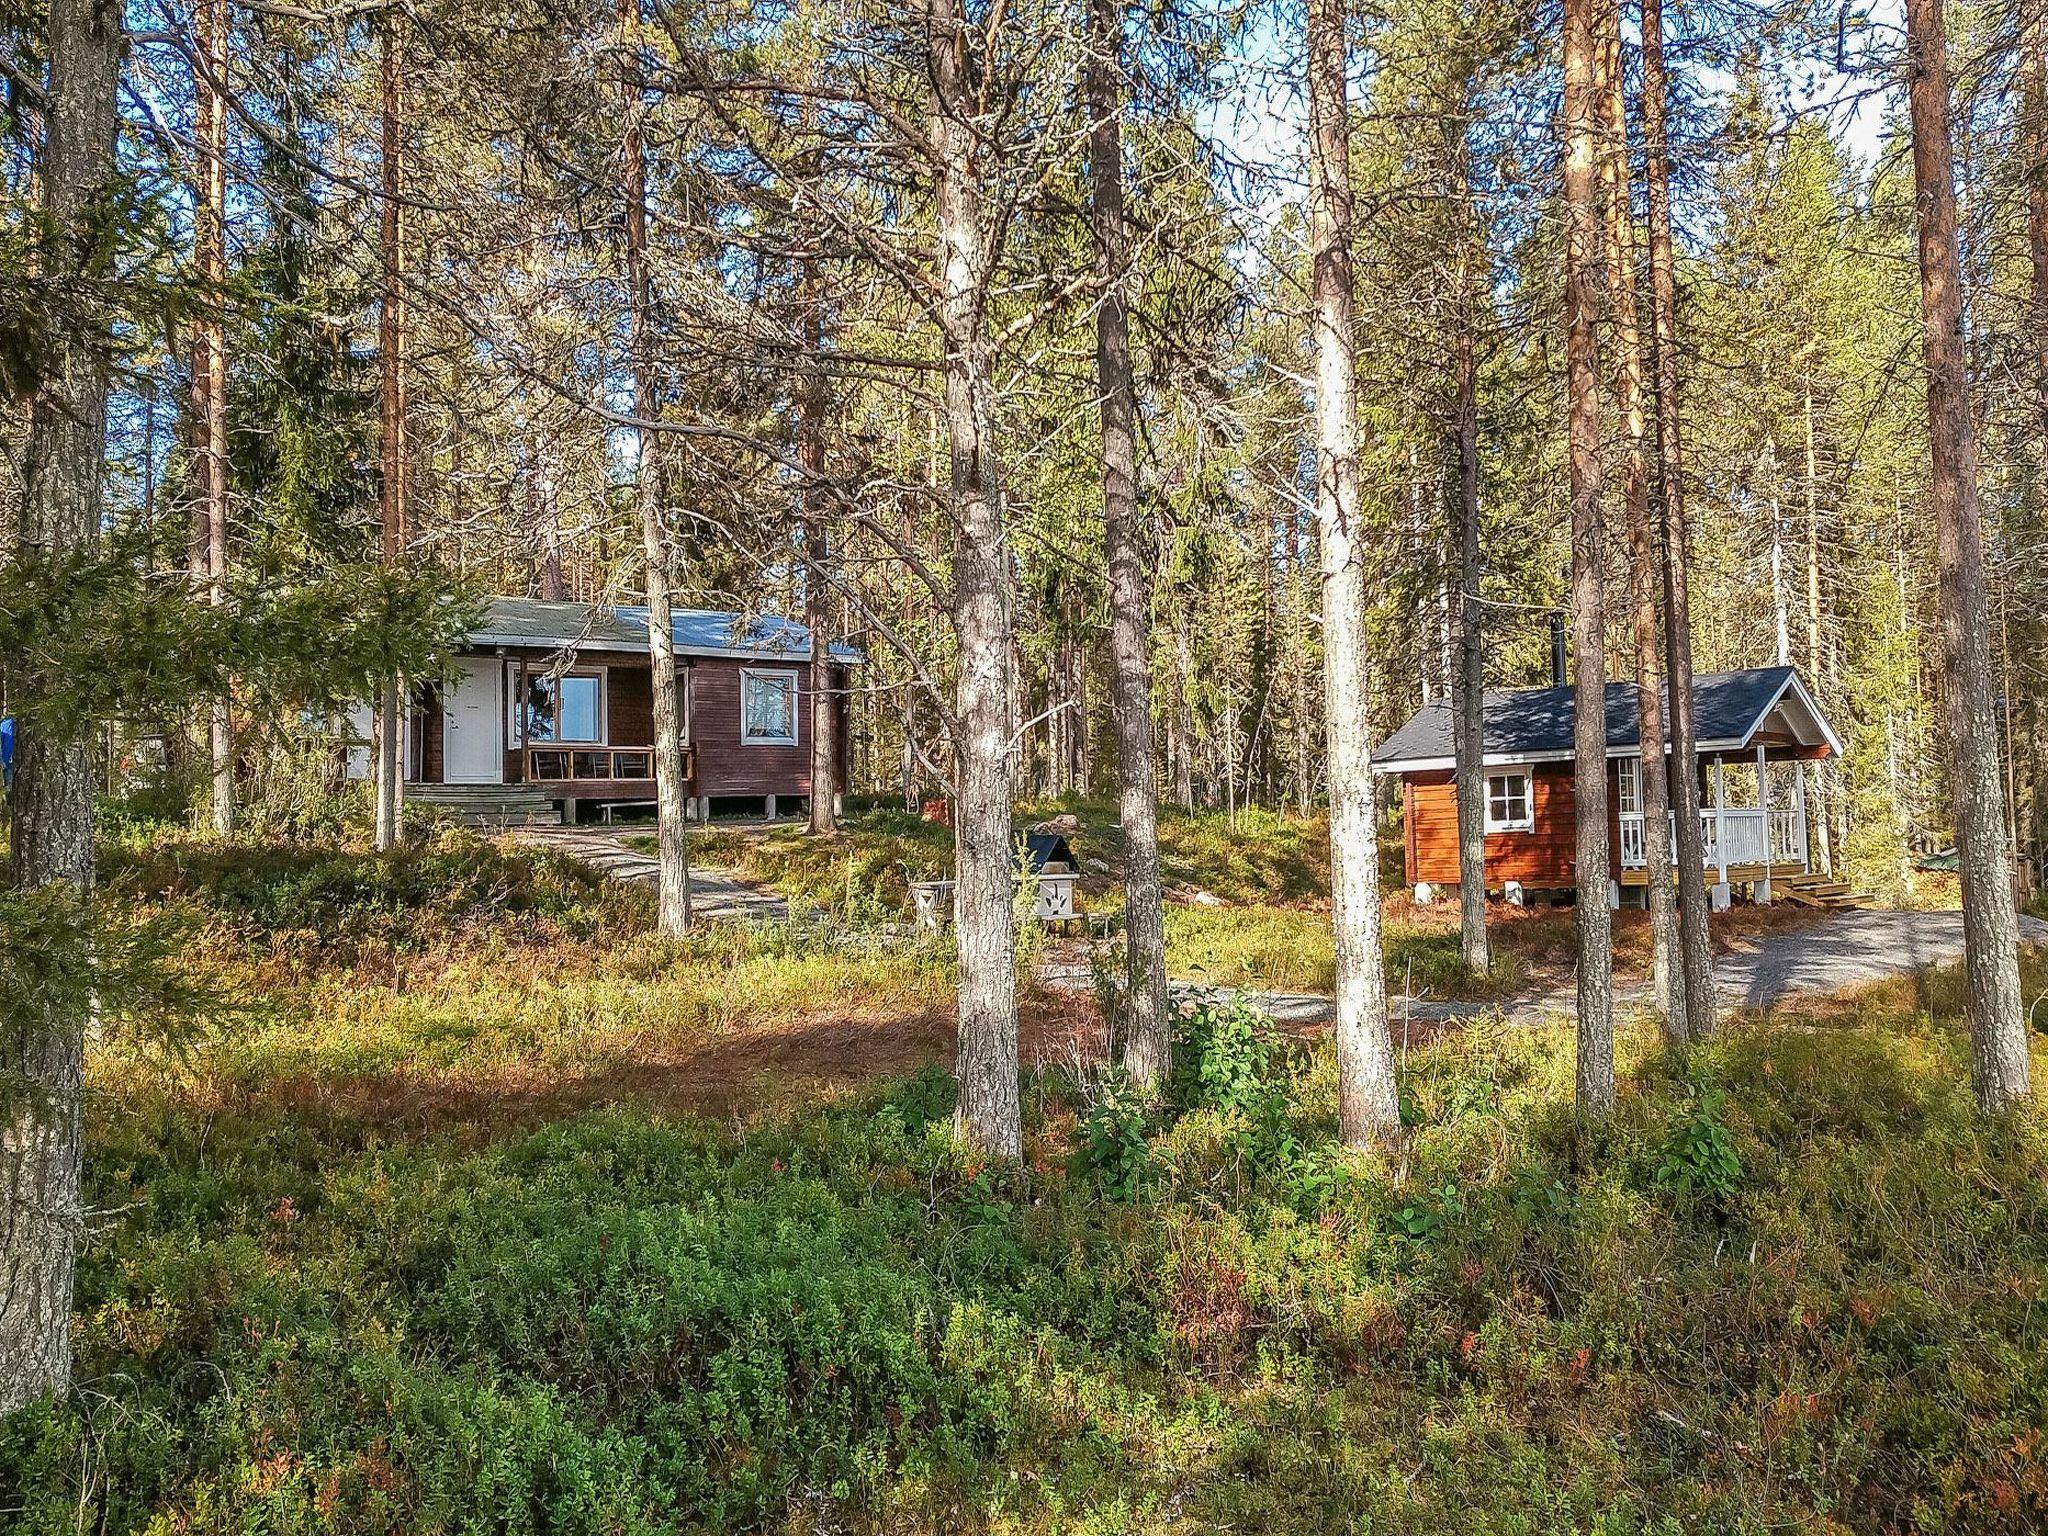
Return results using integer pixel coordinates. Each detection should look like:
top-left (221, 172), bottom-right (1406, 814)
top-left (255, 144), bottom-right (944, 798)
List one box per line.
top-left (1549, 610), bottom-right (1567, 688)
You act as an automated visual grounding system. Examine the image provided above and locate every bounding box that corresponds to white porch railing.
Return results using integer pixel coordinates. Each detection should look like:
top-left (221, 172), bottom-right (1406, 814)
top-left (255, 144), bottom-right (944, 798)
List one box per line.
top-left (1620, 807), bottom-right (1806, 871)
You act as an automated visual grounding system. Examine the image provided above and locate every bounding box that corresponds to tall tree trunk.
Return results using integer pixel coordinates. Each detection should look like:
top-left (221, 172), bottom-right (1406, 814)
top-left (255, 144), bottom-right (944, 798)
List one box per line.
top-left (1449, 123), bottom-right (1490, 978)
top-left (1086, 0), bottom-right (1167, 1086)
top-left (801, 270), bottom-right (839, 837)
top-left (1639, 0), bottom-right (1714, 1037)
top-left (192, 0), bottom-right (233, 836)
top-left (1562, 0), bottom-right (1614, 1114)
top-left (1597, 11), bottom-right (1679, 1038)
top-left (374, 22), bottom-right (408, 852)
top-left (930, 0), bottom-right (1020, 1158)
top-left (1903, 0), bottom-right (2030, 1113)
top-left (1307, 0), bottom-right (1401, 1148)
top-left (620, 0), bottom-right (691, 931)
top-left (2031, 0), bottom-right (2048, 457)
top-left (1802, 385), bottom-right (1833, 875)
top-left (0, 0), bottom-right (120, 1415)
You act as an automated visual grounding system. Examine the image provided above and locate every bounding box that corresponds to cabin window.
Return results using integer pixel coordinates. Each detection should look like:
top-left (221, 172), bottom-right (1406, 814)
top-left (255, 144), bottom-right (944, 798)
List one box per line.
top-left (1484, 771), bottom-right (1532, 832)
top-left (516, 670), bottom-right (603, 745)
top-left (740, 668), bottom-right (799, 746)
top-left (1617, 757), bottom-right (1640, 817)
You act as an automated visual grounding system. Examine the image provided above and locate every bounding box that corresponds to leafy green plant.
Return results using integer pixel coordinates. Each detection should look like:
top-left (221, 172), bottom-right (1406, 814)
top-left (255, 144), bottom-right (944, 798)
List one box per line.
top-left (1388, 1178), bottom-right (1465, 1242)
top-left (1074, 1070), bottom-right (1155, 1201)
top-left (1653, 1087), bottom-right (1744, 1208)
top-left (1169, 992), bottom-right (1282, 1123)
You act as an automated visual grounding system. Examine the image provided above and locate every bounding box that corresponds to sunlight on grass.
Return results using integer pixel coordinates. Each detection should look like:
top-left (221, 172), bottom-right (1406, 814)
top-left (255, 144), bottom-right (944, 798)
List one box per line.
top-left (16, 825), bottom-right (2048, 1533)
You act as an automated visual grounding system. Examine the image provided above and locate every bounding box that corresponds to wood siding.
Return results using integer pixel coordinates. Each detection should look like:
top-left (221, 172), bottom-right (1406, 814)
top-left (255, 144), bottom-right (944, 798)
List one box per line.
top-left (689, 658), bottom-right (836, 797)
top-left (473, 647), bottom-right (849, 803)
top-left (1404, 761), bottom-right (1592, 889)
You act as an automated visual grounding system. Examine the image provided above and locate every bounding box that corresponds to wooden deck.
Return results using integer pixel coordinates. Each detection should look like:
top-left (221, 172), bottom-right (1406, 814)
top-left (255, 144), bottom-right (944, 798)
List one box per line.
top-left (1617, 861), bottom-right (1794, 886)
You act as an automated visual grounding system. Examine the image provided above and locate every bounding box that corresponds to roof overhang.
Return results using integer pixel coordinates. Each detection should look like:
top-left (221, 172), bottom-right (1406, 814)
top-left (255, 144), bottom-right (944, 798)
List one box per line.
top-left (463, 630), bottom-right (861, 665)
top-left (1372, 740), bottom-right (1757, 775)
top-left (1739, 669), bottom-right (1844, 758)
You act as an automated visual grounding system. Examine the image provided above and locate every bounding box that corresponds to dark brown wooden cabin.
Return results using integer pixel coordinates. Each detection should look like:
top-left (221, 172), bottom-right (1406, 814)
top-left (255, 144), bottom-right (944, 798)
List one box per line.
top-left (382, 597), bottom-right (857, 821)
top-left (1373, 667), bottom-right (1842, 907)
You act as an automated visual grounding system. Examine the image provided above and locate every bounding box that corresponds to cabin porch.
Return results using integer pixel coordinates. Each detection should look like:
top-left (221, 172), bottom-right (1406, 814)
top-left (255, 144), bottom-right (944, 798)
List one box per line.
top-left (1614, 744), bottom-right (1818, 904)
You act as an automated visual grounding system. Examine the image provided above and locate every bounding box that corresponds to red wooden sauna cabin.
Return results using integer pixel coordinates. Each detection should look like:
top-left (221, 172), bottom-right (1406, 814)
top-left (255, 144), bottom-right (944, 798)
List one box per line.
top-left (352, 597), bottom-right (858, 827)
top-left (1372, 666), bottom-right (1845, 909)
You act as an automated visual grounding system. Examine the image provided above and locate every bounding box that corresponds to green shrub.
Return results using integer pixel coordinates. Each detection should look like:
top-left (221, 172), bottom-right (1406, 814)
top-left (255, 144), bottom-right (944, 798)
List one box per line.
top-left (1651, 1086), bottom-right (1744, 1209)
top-left (1073, 1070), bottom-right (1155, 1200)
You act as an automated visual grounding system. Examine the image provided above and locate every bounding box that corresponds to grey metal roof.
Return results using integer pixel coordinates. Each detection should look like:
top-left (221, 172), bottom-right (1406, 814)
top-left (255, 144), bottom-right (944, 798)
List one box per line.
top-left (1372, 666), bottom-right (1825, 769)
top-left (465, 596), bottom-right (863, 663)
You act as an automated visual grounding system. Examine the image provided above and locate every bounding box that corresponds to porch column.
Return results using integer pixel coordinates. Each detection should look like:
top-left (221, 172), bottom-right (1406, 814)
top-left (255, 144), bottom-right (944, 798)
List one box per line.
top-left (1792, 761), bottom-right (1809, 868)
top-left (1756, 742), bottom-right (1772, 902)
top-left (1713, 754), bottom-right (1730, 899)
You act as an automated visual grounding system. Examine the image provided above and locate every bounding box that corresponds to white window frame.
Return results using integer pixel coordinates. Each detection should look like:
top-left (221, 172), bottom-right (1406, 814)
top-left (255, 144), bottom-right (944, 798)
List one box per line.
top-left (739, 667), bottom-right (801, 747)
top-left (1484, 768), bottom-right (1534, 833)
top-left (510, 664), bottom-right (608, 747)
top-left (1617, 757), bottom-right (1640, 817)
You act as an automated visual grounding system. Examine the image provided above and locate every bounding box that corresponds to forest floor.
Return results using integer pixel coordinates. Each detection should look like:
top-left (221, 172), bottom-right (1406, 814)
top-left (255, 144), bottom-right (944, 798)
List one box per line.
top-left (16, 820), bottom-right (2048, 1533)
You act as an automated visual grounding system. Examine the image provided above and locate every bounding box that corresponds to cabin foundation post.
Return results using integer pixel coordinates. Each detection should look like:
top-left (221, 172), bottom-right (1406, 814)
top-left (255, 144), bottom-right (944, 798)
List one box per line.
top-left (1505, 880), bottom-right (1524, 907)
top-left (1608, 879), bottom-right (1621, 910)
top-left (765, 794), bottom-right (778, 820)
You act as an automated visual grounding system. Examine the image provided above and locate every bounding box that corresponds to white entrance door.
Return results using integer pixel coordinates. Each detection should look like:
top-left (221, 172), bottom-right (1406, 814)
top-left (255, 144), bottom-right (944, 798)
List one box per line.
top-left (442, 659), bottom-right (503, 783)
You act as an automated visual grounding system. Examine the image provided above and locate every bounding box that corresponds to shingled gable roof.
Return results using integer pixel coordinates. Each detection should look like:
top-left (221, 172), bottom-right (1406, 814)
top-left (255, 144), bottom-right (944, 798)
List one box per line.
top-left (1371, 665), bottom-right (1841, 772)
top-left (462, 596), bottom-right (863, 664)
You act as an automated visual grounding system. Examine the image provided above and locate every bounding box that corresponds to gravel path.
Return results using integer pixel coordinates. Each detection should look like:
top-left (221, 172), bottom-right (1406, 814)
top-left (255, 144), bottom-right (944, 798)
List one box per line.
top-left (1042, 908), bottom-right (2048, 1030)
top-left (512, 829), bottom-right (2043, 1028)
top-left (508, 825), bottom-right (788, 921)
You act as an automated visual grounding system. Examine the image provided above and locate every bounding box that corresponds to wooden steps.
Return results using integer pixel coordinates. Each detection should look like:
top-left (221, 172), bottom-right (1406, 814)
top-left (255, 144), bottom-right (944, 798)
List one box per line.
top-left (1773, 871), bottom-right (1875, 910)
top-left (406, 783), bottom-right (563, 829)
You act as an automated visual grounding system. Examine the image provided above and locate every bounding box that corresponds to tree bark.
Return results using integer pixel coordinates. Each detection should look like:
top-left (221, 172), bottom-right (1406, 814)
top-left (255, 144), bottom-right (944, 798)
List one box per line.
top-left (1307, 0), bottom-right (1402, 1149)
top-left (1086, 0), bottom-right (1168, 1087)
top-left (1903, 0), bottom-right (2030, 1112)
top-left (1, 0), bottom-right (120, 1415)
top-left (619, 0), bottom-right (692, 932)
top-left (930, 0), bottom-right (1021, 1158)
top-left (1802, 386), bottom-right (1834, 876)
top-left (800, 262), bottom-right (839, 837)
top-left (1562, 0), bottom-right (1615, 1114)
top-left (2030, 0), bottom-right (2048, 456)
top-left (374, 22), bottom-right (408, 852)
top-left (1449, 124), bottom-right (1490, 979)
top-left (1596, 12), bottom-right (1679, 1039)
top-left (192, 0), bottom-right (233, 836)
top-left (1639, 0), bottom-right (1715, 1038)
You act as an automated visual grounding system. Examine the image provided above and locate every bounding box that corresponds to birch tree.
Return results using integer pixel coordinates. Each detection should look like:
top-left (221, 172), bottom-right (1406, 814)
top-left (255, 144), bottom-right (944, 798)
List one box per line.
top-left (373, 19), bottom-right (408, 852)
top-left (620, 0), bottom-right (692, 932)
top-left (1561, 0), bottom-right (1614, 1113)
top-left (191, 0), bottom-right (233, 835)
top-left (1307, 0), bottom-right (1402, 1148)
